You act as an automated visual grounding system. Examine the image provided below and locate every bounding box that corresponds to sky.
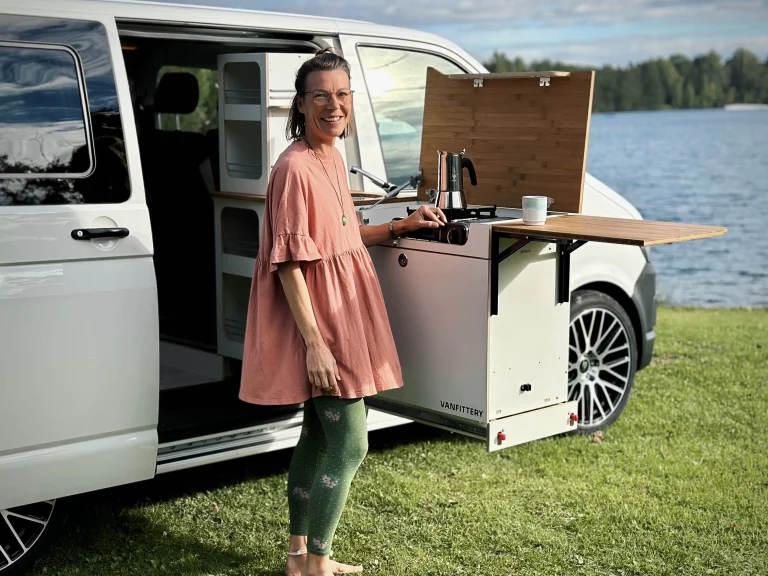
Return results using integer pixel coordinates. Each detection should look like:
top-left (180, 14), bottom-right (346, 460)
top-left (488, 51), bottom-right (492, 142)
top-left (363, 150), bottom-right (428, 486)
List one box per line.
top-left (149, 0), bottom-right (768, 67)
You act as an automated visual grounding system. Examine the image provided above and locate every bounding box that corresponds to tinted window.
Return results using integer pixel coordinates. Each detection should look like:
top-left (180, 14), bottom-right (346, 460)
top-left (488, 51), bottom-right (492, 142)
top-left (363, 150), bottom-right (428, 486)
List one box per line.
top-left (357, 46), bottom-right (464, 185)
top-left (0, 44), bottom-right (92, 176)
top-left (0, 16), bottom-right (130, 206)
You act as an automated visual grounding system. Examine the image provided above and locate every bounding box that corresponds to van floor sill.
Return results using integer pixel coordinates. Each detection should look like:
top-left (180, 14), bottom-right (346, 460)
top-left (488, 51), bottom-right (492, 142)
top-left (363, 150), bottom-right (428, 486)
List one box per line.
top-left (158, 378), bottom-right (303, 444)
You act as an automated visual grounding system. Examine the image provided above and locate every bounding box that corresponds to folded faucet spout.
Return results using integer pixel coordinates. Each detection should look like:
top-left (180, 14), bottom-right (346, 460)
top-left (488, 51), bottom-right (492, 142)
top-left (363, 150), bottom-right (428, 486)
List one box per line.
top-left (349, 166), bottom-right (397, 192)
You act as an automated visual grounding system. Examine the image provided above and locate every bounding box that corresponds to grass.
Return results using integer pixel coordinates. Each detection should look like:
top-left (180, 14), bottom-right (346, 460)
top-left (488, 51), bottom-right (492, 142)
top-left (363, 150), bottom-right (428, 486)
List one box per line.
top-left (33, 308), bottom-right (767, 576)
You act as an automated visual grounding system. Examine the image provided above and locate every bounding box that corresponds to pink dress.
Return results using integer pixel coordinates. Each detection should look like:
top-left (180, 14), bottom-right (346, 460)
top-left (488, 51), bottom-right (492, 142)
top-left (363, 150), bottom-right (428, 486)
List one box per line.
top-left (239, 140), bottom-right (404, 405)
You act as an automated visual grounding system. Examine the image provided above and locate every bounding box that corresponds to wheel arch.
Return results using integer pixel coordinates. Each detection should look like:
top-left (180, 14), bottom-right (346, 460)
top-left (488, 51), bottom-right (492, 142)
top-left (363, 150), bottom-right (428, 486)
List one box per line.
top-left (572, 282), bottom-right (644, 371)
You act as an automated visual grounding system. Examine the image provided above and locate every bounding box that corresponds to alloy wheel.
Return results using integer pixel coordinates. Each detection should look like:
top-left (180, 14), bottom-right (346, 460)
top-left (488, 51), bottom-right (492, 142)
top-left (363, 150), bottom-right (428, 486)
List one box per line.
top-left (0, 500), bottom-right (56, 572)
top-left (568, 307), bottom-right (633, 429)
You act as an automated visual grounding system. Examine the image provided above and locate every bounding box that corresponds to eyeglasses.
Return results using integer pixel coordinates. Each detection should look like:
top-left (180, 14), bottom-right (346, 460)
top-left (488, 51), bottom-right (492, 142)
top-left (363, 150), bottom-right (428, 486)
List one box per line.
top-left (303, 89), bottom-right (354, 106)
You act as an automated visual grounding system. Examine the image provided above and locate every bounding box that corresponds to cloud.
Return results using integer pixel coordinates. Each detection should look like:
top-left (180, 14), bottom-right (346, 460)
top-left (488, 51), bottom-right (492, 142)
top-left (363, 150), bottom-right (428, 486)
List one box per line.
top-left (153, 0), bottom-right (768, 28)
top-left (488, 34), bottom-right (768, 67)
top-left (147, 0), bottom-right (768, 66)
top-left (446, 15), bottom-right (768, 66)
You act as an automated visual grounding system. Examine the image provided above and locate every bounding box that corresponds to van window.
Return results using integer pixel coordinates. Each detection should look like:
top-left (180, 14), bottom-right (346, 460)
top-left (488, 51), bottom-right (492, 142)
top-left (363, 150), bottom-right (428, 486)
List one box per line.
top-left (0, 16), bottom-right (130, 206)
top-left (357, 46), bottom-right (464, 185)
top-left (0, 44), bottom-right (92, 177)
top-left (155, 66), bottom-right (218, 134)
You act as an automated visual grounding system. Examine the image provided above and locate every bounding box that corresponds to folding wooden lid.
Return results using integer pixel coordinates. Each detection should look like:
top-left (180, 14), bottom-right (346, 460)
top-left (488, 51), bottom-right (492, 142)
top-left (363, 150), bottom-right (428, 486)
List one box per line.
top-left (418, 68), bottom-right (595, 213)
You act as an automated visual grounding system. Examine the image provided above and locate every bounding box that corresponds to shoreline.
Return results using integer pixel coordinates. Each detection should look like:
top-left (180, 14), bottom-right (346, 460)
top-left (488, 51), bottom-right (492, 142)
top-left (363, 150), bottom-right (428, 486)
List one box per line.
top-left (593, 106), bottom-right (768, 115)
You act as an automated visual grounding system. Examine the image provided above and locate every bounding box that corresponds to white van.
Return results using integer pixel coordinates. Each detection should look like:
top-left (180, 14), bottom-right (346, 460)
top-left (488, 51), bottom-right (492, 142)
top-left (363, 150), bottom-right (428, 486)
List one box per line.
top-left (0, 0), bottom-right (657, 572)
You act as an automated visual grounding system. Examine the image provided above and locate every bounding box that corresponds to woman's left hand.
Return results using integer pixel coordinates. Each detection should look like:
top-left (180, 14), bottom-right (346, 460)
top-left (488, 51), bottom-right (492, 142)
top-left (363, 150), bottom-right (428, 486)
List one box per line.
top-left (399, 205), bottom-right (446, 233)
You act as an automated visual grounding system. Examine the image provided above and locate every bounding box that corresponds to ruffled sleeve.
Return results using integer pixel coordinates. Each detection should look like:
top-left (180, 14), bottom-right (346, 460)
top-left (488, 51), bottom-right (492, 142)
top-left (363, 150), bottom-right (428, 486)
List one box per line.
top-left (267, 159), bottom-right (322, 273)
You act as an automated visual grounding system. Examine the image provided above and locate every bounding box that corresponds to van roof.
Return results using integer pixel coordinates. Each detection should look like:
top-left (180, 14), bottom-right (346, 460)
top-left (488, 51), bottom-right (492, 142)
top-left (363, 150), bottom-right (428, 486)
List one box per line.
top-left (0, 0), bottom-right (482, 68)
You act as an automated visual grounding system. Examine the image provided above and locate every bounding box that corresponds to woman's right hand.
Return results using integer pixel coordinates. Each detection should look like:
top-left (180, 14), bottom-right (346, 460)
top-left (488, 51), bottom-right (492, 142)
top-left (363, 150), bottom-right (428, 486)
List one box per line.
top-left (399, 204), bottom-right (446, 233)
top-left (275, 261), bottom-right (340, 394)
top-left (306, 340), bottom-right (340, 394)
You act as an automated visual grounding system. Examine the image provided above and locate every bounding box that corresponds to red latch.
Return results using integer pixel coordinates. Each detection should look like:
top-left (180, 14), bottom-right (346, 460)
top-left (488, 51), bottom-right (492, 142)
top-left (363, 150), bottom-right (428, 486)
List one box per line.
top-left (569, 413), bottom-right (579, 422)
top-left (497, 431), bottom-right (507, 442)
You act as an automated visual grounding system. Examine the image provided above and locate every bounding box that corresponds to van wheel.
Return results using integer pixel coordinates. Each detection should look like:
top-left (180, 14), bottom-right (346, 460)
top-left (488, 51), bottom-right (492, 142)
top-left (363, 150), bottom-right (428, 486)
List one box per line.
top-left (568, 290), bottom-right (638, 433)
top-left (0, 499), bottom-right (68, 575)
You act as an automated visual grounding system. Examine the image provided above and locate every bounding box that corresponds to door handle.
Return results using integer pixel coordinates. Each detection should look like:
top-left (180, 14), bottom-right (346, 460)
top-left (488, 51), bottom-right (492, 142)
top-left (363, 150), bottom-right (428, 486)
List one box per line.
top-left (71, 227), bottom-right (130, 240)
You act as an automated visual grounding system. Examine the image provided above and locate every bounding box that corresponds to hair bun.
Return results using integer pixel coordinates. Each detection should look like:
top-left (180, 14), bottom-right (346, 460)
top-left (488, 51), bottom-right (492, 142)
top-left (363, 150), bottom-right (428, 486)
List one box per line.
top-left (315, 47), bottom-right (335, 56)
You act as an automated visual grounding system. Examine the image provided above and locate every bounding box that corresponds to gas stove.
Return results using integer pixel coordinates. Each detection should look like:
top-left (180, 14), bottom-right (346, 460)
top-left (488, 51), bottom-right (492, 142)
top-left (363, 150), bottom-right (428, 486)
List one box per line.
top-left (399, 205), bottom-right (509, 245)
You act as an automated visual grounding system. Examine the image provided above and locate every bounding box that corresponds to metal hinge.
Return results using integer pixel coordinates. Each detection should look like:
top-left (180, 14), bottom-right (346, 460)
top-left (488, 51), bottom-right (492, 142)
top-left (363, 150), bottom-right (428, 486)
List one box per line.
top-left (474, 78), bottom-right (483, 88)
top-left (539, 77), bottom-right (550, 87)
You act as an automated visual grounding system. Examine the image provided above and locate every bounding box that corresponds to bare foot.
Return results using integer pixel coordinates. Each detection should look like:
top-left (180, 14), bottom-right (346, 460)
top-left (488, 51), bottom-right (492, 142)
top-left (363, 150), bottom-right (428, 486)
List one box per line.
top-left (289, 554), bottom-right (362, 575)
top-left (285, 553), bottom-right (305, 576)
top-left (328, 559), bottom-right (363, 574)
top-left (302, 556), bottom-right (363, 575)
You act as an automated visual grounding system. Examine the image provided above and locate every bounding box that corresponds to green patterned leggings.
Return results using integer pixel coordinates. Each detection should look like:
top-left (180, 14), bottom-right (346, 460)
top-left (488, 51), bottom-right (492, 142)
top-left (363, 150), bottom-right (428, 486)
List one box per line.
top-left (287, 396), bottom-right (369, 556)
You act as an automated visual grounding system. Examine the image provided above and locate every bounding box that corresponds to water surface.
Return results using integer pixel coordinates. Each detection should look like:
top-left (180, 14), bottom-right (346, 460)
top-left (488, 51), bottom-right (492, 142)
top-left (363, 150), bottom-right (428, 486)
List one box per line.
top-left (587, 108), bottom-right (768, 308)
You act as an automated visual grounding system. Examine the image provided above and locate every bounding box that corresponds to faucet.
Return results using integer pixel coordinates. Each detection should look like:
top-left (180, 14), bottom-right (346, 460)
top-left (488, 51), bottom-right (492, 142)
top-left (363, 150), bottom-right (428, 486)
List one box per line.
top-left (349, 166), bottom-right (398, 192)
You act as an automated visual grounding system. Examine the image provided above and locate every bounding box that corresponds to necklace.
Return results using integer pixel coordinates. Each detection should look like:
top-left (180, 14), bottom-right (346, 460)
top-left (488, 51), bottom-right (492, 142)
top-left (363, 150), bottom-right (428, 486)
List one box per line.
top-left (304, 137), bottom-right (348, 226)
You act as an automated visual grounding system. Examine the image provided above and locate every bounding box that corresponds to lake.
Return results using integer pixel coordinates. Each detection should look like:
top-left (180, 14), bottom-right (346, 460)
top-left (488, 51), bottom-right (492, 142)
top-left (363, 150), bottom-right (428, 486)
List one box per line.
top-left (586, 108), bottom-right (768, 309)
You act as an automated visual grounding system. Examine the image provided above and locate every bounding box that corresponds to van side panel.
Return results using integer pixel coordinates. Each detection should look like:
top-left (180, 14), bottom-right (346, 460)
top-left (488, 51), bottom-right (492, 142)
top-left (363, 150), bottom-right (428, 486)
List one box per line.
top-left (0, 432), bottom-right (157, 510)
top-left (0, 13), bottom-right (158, 509)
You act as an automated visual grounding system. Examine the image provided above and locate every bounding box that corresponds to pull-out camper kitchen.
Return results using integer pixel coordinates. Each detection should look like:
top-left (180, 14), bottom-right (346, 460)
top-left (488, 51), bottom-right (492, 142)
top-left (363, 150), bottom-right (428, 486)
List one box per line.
top-left (0, 1), bottom-right (725, 573)
top-left (211, 62), bottom-right (725, 452)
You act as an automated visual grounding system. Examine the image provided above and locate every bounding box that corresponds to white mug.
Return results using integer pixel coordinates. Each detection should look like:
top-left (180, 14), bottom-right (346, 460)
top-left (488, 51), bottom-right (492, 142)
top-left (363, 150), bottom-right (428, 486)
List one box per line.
top-left (521, 196), bottom-right (554, 225)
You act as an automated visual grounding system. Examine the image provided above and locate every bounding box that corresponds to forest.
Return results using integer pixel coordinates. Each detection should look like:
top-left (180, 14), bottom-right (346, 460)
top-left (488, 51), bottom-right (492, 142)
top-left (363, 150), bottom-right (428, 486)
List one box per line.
top-left (484, 48), bottom-right (768, 113)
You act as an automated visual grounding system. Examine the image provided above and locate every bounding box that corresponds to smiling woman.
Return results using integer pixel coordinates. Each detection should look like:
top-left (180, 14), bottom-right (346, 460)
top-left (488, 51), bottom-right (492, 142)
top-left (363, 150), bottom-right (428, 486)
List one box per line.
top-left (237, 48), bottom-right (445, 576)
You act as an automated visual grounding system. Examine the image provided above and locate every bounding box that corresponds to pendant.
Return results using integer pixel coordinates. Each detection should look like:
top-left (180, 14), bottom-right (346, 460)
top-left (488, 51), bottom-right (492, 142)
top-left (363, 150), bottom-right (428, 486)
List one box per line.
top-left (342, 215), bottom-right (348, 226)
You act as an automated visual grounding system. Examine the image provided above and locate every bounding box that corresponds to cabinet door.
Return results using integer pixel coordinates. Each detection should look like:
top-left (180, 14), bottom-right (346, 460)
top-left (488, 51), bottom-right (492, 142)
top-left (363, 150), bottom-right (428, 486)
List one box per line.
top-left (0, 13), bottom-right (158, 509)
top-left (366, 245), bottom-right (491, 438)
top-left (489, 242), bottom-right (570, 419)
top-left (217, 53), bottom-right (269, 195)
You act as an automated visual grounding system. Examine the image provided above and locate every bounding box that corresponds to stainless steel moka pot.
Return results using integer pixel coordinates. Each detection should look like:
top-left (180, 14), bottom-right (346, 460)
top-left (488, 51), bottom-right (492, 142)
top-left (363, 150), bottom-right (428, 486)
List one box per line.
top-left (431, 149), bottom-right (478, 210)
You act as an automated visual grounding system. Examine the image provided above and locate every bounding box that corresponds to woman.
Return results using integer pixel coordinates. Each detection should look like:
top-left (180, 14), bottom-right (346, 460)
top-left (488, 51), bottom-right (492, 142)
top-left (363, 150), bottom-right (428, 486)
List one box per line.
top-left (239, 48), bottom-right (446, 576)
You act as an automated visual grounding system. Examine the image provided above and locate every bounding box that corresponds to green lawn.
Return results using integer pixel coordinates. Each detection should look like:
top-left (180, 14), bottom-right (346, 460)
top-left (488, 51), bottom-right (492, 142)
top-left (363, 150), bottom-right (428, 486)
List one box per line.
top-left (35, 308), bottom-right (767, 576)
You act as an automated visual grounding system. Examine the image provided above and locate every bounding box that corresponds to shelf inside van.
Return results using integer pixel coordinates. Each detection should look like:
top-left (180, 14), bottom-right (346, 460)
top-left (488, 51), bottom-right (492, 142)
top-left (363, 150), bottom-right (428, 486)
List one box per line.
top-left (226, 161), bottom-right (263, 179)
top-left (222, 254), bottom-right (255, 278)
top-left (222, 238), bottom-right (259, 258)
top-left (219, 54), bottom-right (267, 195)
top-left (224, 103), bottom-right (262, 122)
top-left (223, 61), bottom-right (262, 104)
top-left (223, 318), bottom-right (246, 341)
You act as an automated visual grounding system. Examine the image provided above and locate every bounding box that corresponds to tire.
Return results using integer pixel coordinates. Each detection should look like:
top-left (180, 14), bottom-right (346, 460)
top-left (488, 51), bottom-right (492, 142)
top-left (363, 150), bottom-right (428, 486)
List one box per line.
top-left (0, 498), bottom-right (69, 576)
top-left (568, 289), bottom-right (638, 433)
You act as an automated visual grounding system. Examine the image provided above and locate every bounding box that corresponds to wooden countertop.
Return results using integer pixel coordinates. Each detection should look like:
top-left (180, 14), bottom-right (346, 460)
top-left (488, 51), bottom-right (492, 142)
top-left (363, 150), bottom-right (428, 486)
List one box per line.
top-left (492, 215), bottom-right (727, 247)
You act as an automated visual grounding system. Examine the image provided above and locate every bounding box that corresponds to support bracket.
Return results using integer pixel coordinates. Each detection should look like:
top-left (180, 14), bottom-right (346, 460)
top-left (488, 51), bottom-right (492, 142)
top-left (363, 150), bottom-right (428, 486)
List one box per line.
top-left (556, 240), bottom-right (587, 304)
top-left (490, 232), bottom-right (588, 315)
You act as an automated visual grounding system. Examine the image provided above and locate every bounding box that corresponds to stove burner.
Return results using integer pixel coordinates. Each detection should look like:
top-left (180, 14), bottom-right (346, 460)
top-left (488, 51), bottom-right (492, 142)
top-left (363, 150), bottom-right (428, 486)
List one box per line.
top-left (407, 205), bottom-right (498, 223)
top-left (399, 205), bottom-right (499, 245)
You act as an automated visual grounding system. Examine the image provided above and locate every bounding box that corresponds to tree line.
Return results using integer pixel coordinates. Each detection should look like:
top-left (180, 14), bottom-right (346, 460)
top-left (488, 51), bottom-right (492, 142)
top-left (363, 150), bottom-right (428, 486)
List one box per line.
top-left (484, 48), bottom-right (768, 113)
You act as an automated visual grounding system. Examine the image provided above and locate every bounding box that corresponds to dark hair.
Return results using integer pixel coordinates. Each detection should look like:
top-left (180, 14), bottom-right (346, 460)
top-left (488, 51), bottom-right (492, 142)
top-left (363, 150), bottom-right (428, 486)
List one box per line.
top-left (286, 48), bottom-right (353, 141)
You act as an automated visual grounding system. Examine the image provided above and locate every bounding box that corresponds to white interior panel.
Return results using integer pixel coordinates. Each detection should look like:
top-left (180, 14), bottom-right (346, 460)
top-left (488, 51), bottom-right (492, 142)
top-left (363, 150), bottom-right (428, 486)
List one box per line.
top-left (489, 241), bottom-right (570, 419)
top-left (370, 245), bottom-right (490, 424)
